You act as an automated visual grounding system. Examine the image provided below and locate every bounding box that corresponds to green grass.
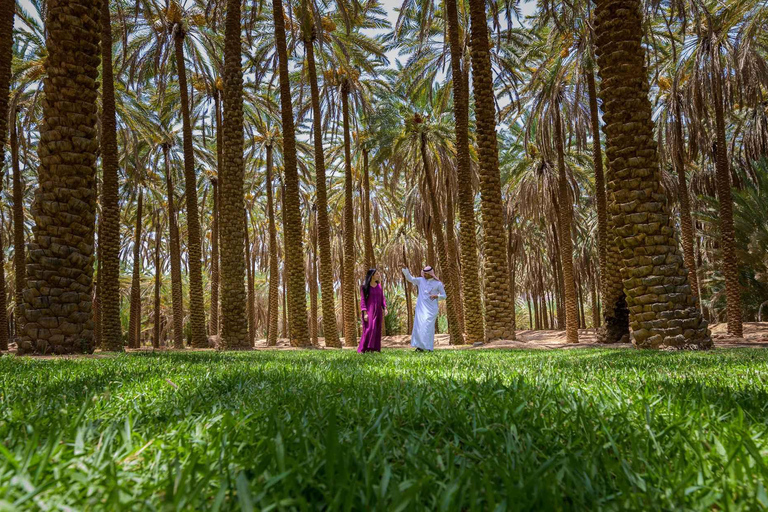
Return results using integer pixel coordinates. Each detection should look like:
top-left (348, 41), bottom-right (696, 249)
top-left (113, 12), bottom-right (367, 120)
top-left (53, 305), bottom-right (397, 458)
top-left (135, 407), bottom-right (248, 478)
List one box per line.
top-left (1, 349), bottom-right (768, 510)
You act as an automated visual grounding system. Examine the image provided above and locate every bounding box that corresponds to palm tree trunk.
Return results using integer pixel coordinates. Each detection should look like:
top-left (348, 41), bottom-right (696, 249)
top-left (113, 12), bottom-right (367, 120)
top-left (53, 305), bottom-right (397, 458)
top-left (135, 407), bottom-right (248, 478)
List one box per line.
top-left (0, 0), bottom-right (14, 350)
top-left (586, 58), bottom-right (608, 308)
top-left (11, 110), bottom-right (25, 331)
top-left (426, 218), bottom-right (435, 266)
top-left (209, 177), bottom-right (220, 336)
top-left (273, 0), bottom-right (309, 347)
top-left (99, 0), bottom-right (123, 351)
top-left (445, 0), bottom-right (486, 344)
top-left (421, 132), bottom-right (464, 345)
top-left (153, 214), bottom-right (162, 349)
top-left (303, 35), bottom-right (340, 347)
top-left (590, 266), bottom-right (600, 329)
top-left (0, 221), bottom-right (6, 350)
top-left (554, 109), bottom-right (579, 343)
top-left (713, 69), bottom-right (742, 337)
top-left (444, 173), bottom-right (465, 334)
top-left (19, 0), bottom-right (100, 354)
top-left (467, 0), bottom-right (515, 341)
top-left (164, 145), bottom-right (184, 349)
top-left (594, 0), bottom-right (710, 348)
top-left (94, 214), bottom-right (102, 347)
top-left (309, 216), bottom-right (319, 345)
top-left (402, 245), bottom-right (413, 333)
top-left (128, 188), bottom-right (143, 348)
top-left (173, 32), bottom-right (207, 348)
top-left (266, 145), bottom-right (279, 346)
top-left (244, 210), bottom-right (255, 347)
top-left (341, 81), bottom-right (358, 347)
top-left (219, 0), bottom-right (249, 349)
top-left (362, 148), bottom-right (376, 269)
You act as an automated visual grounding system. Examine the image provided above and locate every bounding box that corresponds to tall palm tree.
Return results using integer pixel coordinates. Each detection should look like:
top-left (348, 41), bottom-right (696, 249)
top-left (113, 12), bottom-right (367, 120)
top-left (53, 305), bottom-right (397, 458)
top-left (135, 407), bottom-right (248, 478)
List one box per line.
top-left (682, 0), bottom-right (768, 336)
top-left (0, 0), bottom-right (14, 350)
top-left (19, 0), bottom-right (102, 354)
top-left (272, 0), bottom-right (310, 346)
top-left (593, 0), bottom-right (710, 348)
top-left (147, 0), bottom-right (207, 348)
top-left (467, 0), bottom-right (515, 340)
top-left (209, 176), bottom-right (219, 336)
top-left (300, 9), bottom-right (341, 348)
top-left (128, 187), bottom-right (144, 348)
top-left (98, 0), bottom-right (123, 351)
top-left (219, 0), bottom-right (249, 349)
top-left (443, 0), bottom-right (485, 344)
top-left (11, 108), bottom-right (25, 332)
top-left (152, 213), bottom-right (163, 348)
top-left (163, 142), bottom-right (185, 349)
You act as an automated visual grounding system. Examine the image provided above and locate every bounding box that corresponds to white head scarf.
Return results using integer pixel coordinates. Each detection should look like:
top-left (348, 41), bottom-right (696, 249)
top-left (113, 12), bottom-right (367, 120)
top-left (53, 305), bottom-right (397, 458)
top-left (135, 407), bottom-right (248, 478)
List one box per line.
top-left (422, 266), bottom-right (437, 280)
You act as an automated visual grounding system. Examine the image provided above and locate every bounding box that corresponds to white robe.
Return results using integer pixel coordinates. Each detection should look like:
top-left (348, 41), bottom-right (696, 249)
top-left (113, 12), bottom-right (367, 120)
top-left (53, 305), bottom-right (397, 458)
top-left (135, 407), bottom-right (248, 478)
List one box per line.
top-left (402, 269), bottom-right (446, 351)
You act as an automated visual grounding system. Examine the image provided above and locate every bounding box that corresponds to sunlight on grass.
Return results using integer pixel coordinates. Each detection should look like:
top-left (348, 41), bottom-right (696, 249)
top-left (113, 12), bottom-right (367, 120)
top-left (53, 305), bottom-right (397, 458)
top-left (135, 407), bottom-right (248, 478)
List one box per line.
top-left (1, 349), bottom-right (768, 510)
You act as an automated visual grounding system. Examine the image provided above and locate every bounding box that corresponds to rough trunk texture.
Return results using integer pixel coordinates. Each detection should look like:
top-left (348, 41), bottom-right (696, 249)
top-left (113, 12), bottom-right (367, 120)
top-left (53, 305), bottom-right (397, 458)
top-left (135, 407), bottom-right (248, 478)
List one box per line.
top-left (445, 0), bottom-right (485, 344)
top-left (594, 0), bottom-right (711, 349)
top-left (153, 215), bottom-right (162, 349)
top-left (209, 177), bottom-right (220, 336)
top-left (219, 0), bottom-right (249, 349)
top-left (164, 145), bottom-right (184, 349)
top-left (444, 172), bottom-right (465, 334)
top-left (128, 188), bottom-right (143, 348)
top-left (174, 33), bottom-right (207, 348)
top-left (0, 0), bottom-right (11, 349)
top-left (713, 71), bottom-right (742, 337)
top-left (421, 133), bottom-right (464, 345)
top-left (266, 146), bottom-right (279, 346)
top-left (467, 0), bottom-right (515, 340)
top-left (303, 35), bottom-right (340, 347)
top-left (273, 0), bottom-right (309, 347)
top-left (672, 94), bottom-right (699, 305)
top-left (341, 82), bottom-right (358, 347)
top-left (362, 149), bottom-right (376, 269)
top-left (19, 0), bottom-right (101, 354)
top-left (11, 112), bottom-right (25, 331)
top-left (99, 0), bottom-right (122, 351)
top-left (555, 109), bottom-right (579, 343)
top-left (309, 217), bottom-right (319, 345)
top-left (586, 66), bottom-right (609, 311)
top-left (244, 211), bottom-right (255, 346)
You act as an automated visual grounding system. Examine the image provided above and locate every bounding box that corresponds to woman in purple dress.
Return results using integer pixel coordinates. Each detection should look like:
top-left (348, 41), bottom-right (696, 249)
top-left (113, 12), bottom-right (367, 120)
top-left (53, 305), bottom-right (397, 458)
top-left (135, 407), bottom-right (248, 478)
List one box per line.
top-left (358, 269), bottom-right (387, 353)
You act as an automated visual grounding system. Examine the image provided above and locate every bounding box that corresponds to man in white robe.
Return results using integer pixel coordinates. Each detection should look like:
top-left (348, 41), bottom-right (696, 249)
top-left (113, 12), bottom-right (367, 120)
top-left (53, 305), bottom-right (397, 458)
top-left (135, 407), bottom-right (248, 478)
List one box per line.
top-left (402, 266), bottom-right (446, 351)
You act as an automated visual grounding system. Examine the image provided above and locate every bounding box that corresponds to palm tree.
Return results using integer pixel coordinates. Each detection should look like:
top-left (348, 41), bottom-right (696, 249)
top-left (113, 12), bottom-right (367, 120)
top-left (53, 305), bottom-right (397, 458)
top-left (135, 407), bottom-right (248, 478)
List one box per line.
top-left (152, 212), bottom-right (163, 348)
top-left (163, 142), bottom-right (185, 349)
top-left (11, 108), bottom-right (25, 332)
top-left (299, 8), bottom-right (341, 348)
top-left (593, 0), bottom-right (710, 348)
top-left (443, 0), bottom-right (485, 344)
top-left (98, 0), bottom-right (123, 351)
top-left (272, 0), bottom-right (310, 347)
top-left (0, 0), bottom-right (14, 350)
top-left (128, 187), bottom-right (144, 348)
top-left (467, 0), bottom-right (515, 340)
top-left (219, 0), bottom-right (249, 349)
top-left (209, 176), bottom-right (219, 336)
top-left (167, 1), bottom-right (207, 347)
top-left (682, 0), bottom-right (768, 336)
top-left (19, 0), bottom-right (101, 354)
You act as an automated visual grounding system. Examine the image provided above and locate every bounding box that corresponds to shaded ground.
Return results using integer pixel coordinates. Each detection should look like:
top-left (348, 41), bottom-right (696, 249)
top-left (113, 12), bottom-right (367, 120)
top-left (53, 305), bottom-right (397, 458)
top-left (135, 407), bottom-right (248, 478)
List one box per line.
top-left (256, 322), bottom-right (768, 350)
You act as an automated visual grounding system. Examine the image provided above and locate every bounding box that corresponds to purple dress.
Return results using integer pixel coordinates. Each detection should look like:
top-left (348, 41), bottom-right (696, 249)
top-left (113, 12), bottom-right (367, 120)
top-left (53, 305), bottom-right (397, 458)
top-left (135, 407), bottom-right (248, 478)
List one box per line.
top-left (358, 283), bottom-right (386, 353)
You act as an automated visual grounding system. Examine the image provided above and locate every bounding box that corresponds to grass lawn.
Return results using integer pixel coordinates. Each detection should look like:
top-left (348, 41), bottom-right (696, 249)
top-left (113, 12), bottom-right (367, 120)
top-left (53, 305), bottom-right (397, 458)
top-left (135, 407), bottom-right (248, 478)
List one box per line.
top-left (1, 349), bottom-right (768, 510)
